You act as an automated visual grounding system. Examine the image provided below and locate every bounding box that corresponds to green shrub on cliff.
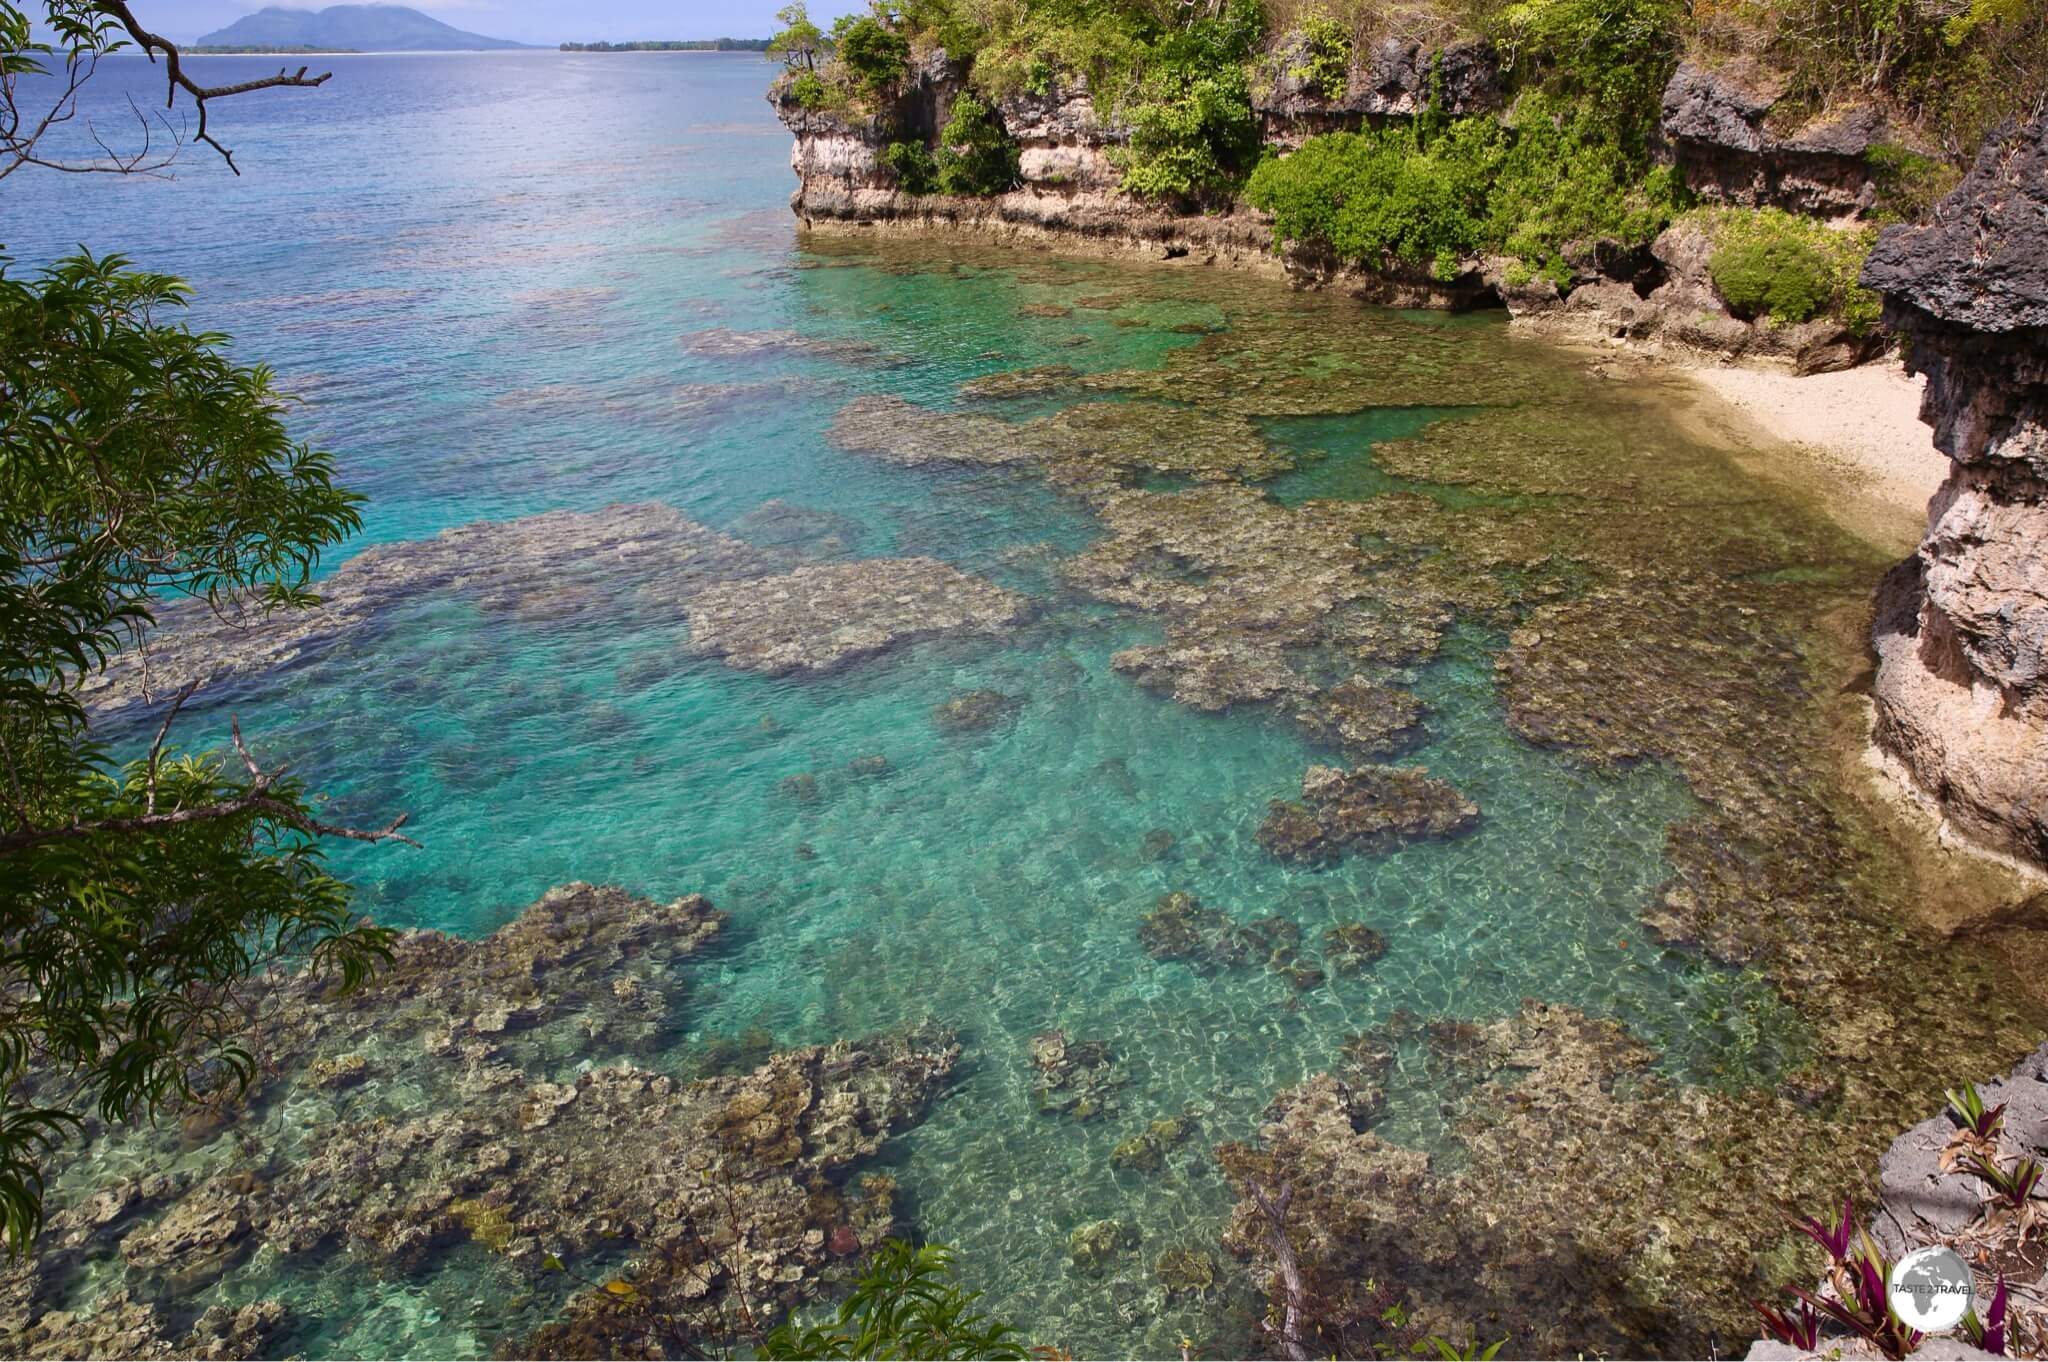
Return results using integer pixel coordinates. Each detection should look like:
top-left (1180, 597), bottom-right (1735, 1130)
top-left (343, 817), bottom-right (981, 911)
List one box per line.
top-left (833, 10), bottom-right (912, 96)
top-left (935, 92), bottom-right (1021, 195)
top-left (1246, 120), bottom-right (1500, 278)
top-left (1700, 207), bottom-right (1879, 331)
top-left (1247, 98), bottom-right (1683, 283)
top-left (1289, 7), bottom-right (1352, 100)
top-left (1494, 0), bottom-right (1681, 139)
top-left (1112, 0), bottom-right (1267, 199)
top-left (883, 138), bottom-right (941, 192)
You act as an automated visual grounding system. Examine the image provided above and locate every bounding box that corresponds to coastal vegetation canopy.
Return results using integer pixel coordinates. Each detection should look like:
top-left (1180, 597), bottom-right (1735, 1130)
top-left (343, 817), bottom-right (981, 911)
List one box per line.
top-left (774, 0), bottom-right (2047, 298)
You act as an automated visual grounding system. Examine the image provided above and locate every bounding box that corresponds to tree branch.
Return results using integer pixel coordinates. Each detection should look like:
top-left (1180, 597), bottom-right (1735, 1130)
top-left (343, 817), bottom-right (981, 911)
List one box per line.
top-left (0, 713), bottom-right (419, 855)
top-left (94, 0), bottom-right (332, 174)
top-left (142, 678), bottom-right (197, 814)
top-left (1251, 1180), bottom-right (1314, 1362)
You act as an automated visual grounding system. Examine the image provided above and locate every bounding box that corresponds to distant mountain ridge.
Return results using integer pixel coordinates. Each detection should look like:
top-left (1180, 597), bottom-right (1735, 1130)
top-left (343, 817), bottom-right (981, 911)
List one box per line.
top-left (194, 5), bottom-right (531, 51)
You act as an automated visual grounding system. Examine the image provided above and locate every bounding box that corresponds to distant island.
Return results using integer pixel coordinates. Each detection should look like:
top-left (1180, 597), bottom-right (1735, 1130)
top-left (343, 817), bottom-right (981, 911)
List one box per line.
top-left (186, 43), bottom-right (360, 54)
top-left (194, 5), bottom-right (531, 52)
top-left (560, 39), bottom-right (770, 52)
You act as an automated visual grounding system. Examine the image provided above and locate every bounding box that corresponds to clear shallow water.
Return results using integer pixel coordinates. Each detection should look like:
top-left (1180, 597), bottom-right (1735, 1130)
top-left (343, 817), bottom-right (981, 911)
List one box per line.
top-left (9, 53), bottom-right (1810, 1358)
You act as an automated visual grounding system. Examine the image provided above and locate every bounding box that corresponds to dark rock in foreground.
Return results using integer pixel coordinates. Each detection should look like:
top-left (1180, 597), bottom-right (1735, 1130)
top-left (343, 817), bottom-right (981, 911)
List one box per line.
top-left (1256, 764), bottom-right (1480, 865)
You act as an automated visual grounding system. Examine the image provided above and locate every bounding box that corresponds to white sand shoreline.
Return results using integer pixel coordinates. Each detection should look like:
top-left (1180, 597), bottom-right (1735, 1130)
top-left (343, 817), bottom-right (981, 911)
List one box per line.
top-left (1680, 359), bottom-right (1944, 554)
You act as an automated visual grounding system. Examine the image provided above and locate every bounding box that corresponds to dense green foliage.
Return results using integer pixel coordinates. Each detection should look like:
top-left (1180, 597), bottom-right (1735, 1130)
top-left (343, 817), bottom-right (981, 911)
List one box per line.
top-left (771, 0), bottom-right (2043, 284)
top-left (1496, 0), bottom-right (1681, 139)
top-left (935, 91), bottom-right (1021, 194)
top-left (834, 12), bottom-right (913, 95)
top-left (1247, 96), bottom-right (1683, 283)
top-left (0, 249), bottom-right (395, 1252)
top-left (1113, 0), bottom-right (1266, 198)
top-left (1288, 7), bottom-right (1352, 101)
top-left (1245, 119), bottom-right (1499, 279)
top-left (1695, 0), bottom-right (2048, 159)
top-left (760, 1240), bottom-right (1035, 1360)
top-left (1698, 207), bottom-right (1880, 332)
top-left (768, 1), bottom-right (825, 71)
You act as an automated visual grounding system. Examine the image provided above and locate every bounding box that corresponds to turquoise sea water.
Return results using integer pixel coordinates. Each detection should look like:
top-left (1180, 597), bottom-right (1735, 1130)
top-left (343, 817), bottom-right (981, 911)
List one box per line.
top-left (8, 53), bottom-right (1809, 1357)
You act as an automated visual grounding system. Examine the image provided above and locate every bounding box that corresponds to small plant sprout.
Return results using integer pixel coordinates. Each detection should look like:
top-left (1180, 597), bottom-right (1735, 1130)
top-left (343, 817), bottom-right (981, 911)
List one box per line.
top-left (1425, 1334), bottom-right (1507, 1361)
top-left (1941, 1081), bottom-right (2007, 1173)
top-left (1960, 1150), bottom-right (2046, 1236)
top-left (1961, 1276), bottom-right (2009, 1357)
top-left (1753, 1293), bottom-right (1822, 1350)
top-left (1792, 1197), bottom-right (1859, 1265)
top-left (1945, 1082), bottom-right (2006, 1140)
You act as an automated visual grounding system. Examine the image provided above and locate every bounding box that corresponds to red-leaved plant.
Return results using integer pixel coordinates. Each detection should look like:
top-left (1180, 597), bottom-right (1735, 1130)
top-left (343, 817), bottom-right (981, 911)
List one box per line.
top-left (1752, 1292), bottom-right (1821, 1350)
top-left (1766, 1199), bottom-right (1925, 1360)
top-left (1961, 1275), bottom-right (2009, 1357)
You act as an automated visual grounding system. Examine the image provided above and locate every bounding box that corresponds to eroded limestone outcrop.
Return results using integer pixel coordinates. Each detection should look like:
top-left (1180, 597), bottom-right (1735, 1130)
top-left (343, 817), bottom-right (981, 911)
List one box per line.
top-left (1660, 60), bottom-right (1910, 218)
top-left (1861, 113), bottom-right (2048, 868)
top-left (1254, 33), bottom-right (1501, 146)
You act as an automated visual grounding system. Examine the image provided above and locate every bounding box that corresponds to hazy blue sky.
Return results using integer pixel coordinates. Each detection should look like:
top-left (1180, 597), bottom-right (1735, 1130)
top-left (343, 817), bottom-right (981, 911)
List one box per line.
top-left (133, 0), bottom-right (867, 45)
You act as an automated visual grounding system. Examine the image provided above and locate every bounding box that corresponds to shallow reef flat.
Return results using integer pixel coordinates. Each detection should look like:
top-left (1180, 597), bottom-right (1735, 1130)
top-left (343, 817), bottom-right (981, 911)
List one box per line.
top-left (799, 239), bottom-right (2045, 1354)
top-left (82, 503), bottom-right (1034, 713)
top-left (1, 884), bottom-right (958, 1359)
top-left (28, 235), bottom-right (2048, 1360)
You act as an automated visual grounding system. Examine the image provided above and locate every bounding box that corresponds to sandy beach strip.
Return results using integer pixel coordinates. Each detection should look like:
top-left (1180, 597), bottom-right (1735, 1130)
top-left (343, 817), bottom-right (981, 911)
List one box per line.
top-left (1682, 360), bottom-right (1944, 553)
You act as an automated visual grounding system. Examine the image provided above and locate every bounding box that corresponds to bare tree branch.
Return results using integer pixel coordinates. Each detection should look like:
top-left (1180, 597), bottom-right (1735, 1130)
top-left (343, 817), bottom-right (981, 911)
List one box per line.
top-left (95, 0), bottom-right (329, 173)
top-left (2, 1), bottom-right (331, 179)
top-left (1251, 1180), bottom-right (1314, 1362)
top-left (0, 712), bottom-right (419, 855)
top-left (142, 677), bottom-right (197, 813)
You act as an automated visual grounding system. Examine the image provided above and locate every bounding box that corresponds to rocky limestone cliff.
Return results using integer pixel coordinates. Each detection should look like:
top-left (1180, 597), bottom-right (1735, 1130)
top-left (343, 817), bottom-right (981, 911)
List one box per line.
top-left (768, 47), bottom-right (1517, 310)
top-left (1253, 34), bottom-right (1500, 147)
top-left (1861, 113), bottom-right (2048, 869)
top-left (1661, 59), bottom-right (1915, 218)
top-left (770, 40), bottom-right (1922, 351)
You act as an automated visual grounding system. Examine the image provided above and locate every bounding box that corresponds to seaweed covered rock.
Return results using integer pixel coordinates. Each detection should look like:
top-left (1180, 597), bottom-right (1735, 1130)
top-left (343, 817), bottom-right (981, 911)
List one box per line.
top-left (0, 884), bottom-right (960, 1358)
top-left (1068, 1217), bottom-right (1138, 1273)
top-left (1292, 676), bottom-right (1426, 757)
top-left (1861, 112), bottom-right (2048, 868)
top-left (931, 687), bottom-right (1023, 734)
top-left (1322, 922), bottom-right (1389, 974)
top-left (1028, 1029), bottom-right (1128, 1121)
top-left (686, 558), bottom-right (1033, 676)
top-left (830, 393), bottom-right (1288, 487)
top-left (1135, 892), bottom-right (1322, 986)
top-left (1256, 764), bottom-right (1479, 864)
top-left (1109, 1113), bottom-right (1196, 1173)
top-left (1217, 1001), bottom-right (1923, 1357)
